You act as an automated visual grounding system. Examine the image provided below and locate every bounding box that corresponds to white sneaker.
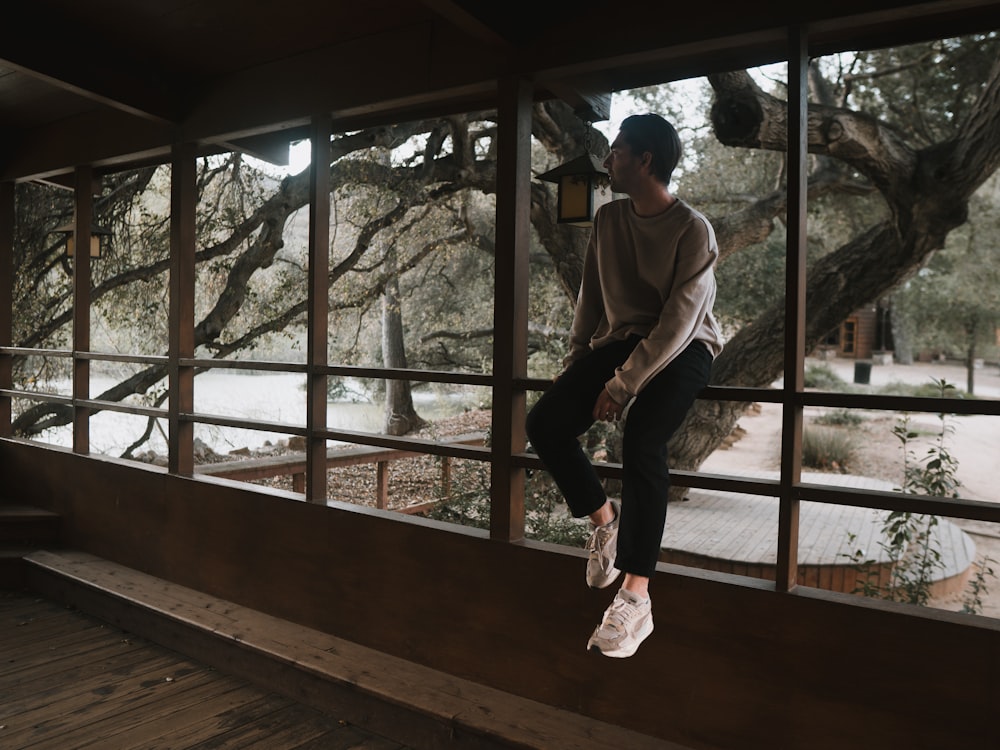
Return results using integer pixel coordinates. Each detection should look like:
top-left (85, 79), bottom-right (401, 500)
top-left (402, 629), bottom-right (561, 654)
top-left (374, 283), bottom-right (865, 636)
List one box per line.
top-left (585, 499), bottom-right (621, 589)
top-left (586, 588), bottom-right (653, 658)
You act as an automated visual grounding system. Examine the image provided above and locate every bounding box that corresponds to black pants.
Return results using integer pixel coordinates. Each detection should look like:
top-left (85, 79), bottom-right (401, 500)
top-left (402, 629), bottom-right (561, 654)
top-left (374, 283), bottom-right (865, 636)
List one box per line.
top-left (526, 337), bottom-right (712, 578)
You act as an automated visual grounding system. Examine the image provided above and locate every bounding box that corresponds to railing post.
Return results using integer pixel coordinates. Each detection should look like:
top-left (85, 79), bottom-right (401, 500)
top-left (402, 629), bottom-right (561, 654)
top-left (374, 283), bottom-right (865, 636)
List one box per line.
top-left (376, 461), bottom-right (389, 509)
top-left (441, 456), bottom-right (452, 499)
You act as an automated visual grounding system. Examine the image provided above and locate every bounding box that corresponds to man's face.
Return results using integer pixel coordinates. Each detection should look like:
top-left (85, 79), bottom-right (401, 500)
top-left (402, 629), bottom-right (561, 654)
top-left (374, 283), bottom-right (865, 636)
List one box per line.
top-left (603, 133), bottom-right (648, 194)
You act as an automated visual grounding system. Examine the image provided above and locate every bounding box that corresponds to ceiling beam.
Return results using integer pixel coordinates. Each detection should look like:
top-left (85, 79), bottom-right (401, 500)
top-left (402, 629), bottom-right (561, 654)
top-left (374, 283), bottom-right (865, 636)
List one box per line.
top-left (419, 0), bottom-right (514, 49)
top-left (0, 8), bottom-right (183, 124)
top-left (180, 22), bottom-right (500, 144)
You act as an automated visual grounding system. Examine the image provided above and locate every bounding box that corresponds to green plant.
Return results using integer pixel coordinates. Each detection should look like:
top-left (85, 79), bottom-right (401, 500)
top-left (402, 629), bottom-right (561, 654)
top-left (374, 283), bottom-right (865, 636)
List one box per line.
top-left (842, 532), bottom-right (884, 599)
top-left (880, 508), bottom-right (942, 606)
top-left (879, 381), bottom-right (959, 604)
top-left (802, 427), bottom-right (856, 471)
top-left (894, 381), bottom-right (962, 499)
top-left (842, 378), bottom-right (995, 613)
top-left (962, 556), bottom-right (996, 615)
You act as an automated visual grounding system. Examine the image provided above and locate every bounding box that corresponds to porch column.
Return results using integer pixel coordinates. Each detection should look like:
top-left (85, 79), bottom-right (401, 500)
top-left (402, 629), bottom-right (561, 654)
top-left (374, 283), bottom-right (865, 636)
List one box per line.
top-left (490, 75), bottom-right (532, 542)
top-left (777, 26), bottom-right (809, 592)
top-left (0, 181), bottom-right (12, 437)
top-left (169, 143), bottom-right (197, 475)
top-left (307, 116), bottom-right (331, 503)
top-left (72, 166), bottom-right (93, 455)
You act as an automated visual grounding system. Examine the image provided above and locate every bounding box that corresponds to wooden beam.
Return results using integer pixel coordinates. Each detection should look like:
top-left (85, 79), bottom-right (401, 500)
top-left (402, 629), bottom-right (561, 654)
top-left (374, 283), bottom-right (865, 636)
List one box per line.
top-left (777, 26), bottom-right (809, 593)
top-left (0, 4), bottom-right (181, 125)
top-left (0, 181), bottom-right (12, 437)
top-left (490, 76), bottom-right (532, 542)
top-left (419, 0), bottom-right (513, 49)
top-left (539, 85), bottom-right (611, 123)
top-left (376, 462), bottom-right (390, 510)
top-left (306, 116), bottom-right (331, 503)
top-left (169, 143), bottom-right (196, 476)
top-left (72, 166), bottom-right (93, 456)
top-left (1, 110), bottom-right (176, 184)
top-left (182, 24), bottom-right (495, 147)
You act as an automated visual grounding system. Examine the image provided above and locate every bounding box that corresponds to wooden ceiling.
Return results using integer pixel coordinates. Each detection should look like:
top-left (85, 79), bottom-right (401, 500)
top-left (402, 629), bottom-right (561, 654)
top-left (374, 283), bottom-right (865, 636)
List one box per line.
top-left (2, 0), bottom-right (998, 183)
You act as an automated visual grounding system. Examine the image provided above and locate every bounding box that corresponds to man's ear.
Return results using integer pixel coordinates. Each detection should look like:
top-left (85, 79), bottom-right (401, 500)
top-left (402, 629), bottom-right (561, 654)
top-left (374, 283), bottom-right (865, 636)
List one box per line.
top-left (640, 151), bottom-right (654, 172)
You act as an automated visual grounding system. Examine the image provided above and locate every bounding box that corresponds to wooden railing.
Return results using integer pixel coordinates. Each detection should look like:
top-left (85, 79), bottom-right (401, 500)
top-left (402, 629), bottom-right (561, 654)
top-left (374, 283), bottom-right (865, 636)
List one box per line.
top-left (195, 432), bottom-right (487, 513)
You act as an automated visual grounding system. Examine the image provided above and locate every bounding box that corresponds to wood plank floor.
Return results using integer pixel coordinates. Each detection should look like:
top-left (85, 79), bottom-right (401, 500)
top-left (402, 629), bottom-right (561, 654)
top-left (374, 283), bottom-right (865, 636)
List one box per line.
top-left (0, 590), bottom-right (409, 750)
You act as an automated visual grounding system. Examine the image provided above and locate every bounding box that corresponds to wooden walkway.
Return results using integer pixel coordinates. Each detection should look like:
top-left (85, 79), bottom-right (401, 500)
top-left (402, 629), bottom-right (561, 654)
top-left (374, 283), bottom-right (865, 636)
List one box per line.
top-left (662, 472), bottom-right (977, 594)
top-left (0, 590), bottom-right (408, 750)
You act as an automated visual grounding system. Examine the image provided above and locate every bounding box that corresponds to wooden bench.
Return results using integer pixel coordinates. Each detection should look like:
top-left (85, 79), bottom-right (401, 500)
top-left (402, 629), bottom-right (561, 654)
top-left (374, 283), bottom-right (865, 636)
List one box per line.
top-left (22, 549), bottom-right (679, 750)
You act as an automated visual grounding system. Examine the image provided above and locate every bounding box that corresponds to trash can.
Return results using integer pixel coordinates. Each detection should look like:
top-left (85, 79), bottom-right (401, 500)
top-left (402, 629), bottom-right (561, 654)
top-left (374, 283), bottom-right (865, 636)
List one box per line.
top-left (853, 360), bottom-right (872, 384)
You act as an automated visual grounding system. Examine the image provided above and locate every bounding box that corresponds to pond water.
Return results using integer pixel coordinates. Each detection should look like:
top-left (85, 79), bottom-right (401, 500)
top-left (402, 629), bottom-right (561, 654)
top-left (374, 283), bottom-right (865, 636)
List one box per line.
top-left (33, 372), bottom-right (486, 458)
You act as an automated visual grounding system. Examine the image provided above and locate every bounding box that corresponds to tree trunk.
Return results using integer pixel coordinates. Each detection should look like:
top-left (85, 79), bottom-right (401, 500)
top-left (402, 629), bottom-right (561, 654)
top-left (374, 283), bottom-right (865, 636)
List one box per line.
top-left (660, 62), bottom-right (1000, 487)
top-left (891, 307), bottom-right (915, 365)
top-left (382, 243), bottom-right (426, 436)
top-left (966, 329), bottom-right (977, 395)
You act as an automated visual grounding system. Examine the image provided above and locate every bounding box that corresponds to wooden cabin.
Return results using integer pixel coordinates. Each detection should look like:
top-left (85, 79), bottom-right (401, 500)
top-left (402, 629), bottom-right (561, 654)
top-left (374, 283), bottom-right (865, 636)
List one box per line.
top-left (821, 302), bottom-right (892, 361)
top-left (2, 2), bottom-right (1000, 748)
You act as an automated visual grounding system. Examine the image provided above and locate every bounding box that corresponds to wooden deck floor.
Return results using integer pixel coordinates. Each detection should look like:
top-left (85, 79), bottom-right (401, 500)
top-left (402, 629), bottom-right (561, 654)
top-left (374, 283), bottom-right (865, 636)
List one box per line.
top-left (0, 590), bottom-right (408, 750)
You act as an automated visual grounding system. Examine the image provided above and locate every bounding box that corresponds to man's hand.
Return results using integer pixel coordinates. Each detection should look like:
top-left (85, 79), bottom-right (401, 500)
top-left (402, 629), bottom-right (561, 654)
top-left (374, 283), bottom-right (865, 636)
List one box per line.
top-left (593, 387), bottom-right (623, 423)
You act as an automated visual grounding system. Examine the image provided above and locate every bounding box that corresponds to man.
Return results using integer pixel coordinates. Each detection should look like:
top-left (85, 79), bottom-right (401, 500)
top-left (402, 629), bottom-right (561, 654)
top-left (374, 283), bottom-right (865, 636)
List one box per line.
top-left (526, 113), bottom-right (723, 658)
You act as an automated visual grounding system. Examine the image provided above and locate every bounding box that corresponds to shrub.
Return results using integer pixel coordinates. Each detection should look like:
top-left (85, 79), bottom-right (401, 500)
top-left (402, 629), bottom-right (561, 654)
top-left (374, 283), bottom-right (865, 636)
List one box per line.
top-left (842, 379), bottom-right (995, 614)
top-left (804, 363), bottom-right (850, 391)
top-left (813, 408), bottom-right (864, 427)
top-left (876, 379), bottom-right (972, 399)
top-left (802, 426), bottom-right (856, 471)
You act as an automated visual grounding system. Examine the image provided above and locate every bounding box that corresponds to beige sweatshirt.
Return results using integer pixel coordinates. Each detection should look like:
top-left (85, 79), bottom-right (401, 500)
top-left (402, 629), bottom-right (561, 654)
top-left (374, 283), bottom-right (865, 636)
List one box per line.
top-left (565, 197), bottom-right (724, 405)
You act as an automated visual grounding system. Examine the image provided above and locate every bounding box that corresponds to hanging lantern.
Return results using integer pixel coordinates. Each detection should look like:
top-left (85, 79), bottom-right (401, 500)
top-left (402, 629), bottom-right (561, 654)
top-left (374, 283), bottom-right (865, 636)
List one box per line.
top-left (537, 152), bottom-right (612, 227)
top-left (53, 221), bottom-right (112, 258)
top-left (537, 113), bottom-right (613, 228)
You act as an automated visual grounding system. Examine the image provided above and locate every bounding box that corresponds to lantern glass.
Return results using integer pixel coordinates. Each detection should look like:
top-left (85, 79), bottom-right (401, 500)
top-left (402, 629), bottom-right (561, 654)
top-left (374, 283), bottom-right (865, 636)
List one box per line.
top-left (557, 174), bottom-right (613, 226)
top-left (539, 152), bottom-right (612, 227)
top-left (65, 235), bottom-right (102, 258)
top-left (558, 175), bottom-right (590, 223)
top-left (56, 221), bottom-right (110, 259)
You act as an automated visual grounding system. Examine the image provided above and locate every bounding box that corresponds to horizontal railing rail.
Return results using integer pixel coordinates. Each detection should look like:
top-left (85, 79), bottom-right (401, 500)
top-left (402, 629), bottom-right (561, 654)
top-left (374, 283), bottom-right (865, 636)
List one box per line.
top-left (0, 389), bottom-right (72, 405)
top-left (3, 348), bottom-right (998, 529)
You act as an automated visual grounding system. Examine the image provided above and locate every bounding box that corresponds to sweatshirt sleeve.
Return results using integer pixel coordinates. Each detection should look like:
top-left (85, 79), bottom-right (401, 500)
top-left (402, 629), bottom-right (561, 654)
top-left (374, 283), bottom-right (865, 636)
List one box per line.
top-left (605, 217), bottom-right (717, 404)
